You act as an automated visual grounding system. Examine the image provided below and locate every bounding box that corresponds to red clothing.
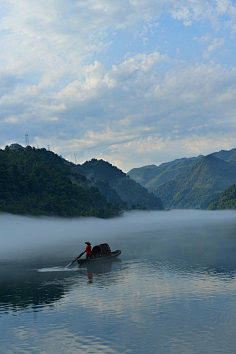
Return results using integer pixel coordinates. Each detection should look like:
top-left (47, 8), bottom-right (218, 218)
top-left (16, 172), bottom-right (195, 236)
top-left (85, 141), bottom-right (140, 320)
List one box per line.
top-left (86, 245), bottom-right (92, 255)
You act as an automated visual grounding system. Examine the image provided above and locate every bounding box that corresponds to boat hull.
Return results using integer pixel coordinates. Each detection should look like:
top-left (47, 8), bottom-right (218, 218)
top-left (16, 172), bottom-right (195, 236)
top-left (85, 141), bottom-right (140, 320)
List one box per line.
top-left (77, 250), bottom-right (121, 265)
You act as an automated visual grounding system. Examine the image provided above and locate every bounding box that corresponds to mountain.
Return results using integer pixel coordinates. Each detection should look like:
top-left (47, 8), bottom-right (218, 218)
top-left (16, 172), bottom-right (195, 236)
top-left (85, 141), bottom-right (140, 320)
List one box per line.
top-left (128, 156), bottom-right (203, 191)
top-left (0, 145), bottom-right (122, 218)
top-left (127, 165), bottom-right (165, 186)
top-left (92, 180), bottom-right (124, 206)
top-left (145, 156), bottom-right (203, 191)
top-left (0, 144), bottom-right (164, 217)
top-left (153, 155), bottom-right (236, 209)
top-left (128, 148), bottom-right (236, 193)
top-left (200, 190), bottom-right (223, 210)
top-left (6, 143), bottom-right (236, 214)
top-left (72, 159), bottom-right (164, 210)
top-left (212, 148), bottom-right (236, 162)
top-left (128, 164), bottom-right (157, 175)
top-left (208, 184), bottom-right (236, 210)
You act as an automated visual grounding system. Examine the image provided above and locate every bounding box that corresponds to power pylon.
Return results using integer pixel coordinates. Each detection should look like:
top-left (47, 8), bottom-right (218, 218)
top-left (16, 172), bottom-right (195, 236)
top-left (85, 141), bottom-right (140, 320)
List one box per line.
top-left (25, 134), bottom-right (29, 146)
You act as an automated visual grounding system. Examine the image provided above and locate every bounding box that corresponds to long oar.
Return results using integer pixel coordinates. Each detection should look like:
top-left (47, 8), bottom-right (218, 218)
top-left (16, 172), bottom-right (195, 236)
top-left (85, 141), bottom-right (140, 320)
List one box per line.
top-left (65, 251), bottom-right (85, 268)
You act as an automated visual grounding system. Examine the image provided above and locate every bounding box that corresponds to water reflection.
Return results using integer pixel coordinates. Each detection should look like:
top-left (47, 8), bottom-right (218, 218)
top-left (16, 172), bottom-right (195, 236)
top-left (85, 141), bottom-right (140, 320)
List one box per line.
top-left (1, 211), bottom-right (236, 354)
top-left (0, 258), bottom-right (124, 315)
top-left (79, 259), bottom-right (122, 283)
top-left (1, 254), bottom-right (235, 318)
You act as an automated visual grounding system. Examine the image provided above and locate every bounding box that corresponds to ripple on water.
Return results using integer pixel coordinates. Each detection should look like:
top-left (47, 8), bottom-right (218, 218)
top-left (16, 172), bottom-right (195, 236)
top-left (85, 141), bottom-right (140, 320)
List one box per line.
top-left (37, 266), bottom-right (79, 273)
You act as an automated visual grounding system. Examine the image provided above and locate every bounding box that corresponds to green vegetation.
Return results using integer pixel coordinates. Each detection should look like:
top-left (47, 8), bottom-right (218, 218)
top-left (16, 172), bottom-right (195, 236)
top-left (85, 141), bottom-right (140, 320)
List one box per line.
top-left (0, 146), bottom-right (122, 218)
top-left (200, 191), bottom-right (223, 210)
top-left (73, 159), bottom-right (164, 210)
top-left (128, 156), bottom-right (203, 191)
top-left (145, 156), bottom-right (203, 191)
top-left (111, 176), bottom-right (163, 210)
top-left (5, 143), bottom-right (236, 214)
top-left (127, 165), bottom-right (161, 186)
top-left (208, 184), bottom-right (236, 210)
top-left (153, 155), bottom-right (236, 209)
top-left (212, 148), bottom-right (236, 162)
top-left (128, 148), bottom-right (236, 198)
top-left (93, 180), bottom-right (124, 206)
top-left (0, 144), bottom-right (164, 217)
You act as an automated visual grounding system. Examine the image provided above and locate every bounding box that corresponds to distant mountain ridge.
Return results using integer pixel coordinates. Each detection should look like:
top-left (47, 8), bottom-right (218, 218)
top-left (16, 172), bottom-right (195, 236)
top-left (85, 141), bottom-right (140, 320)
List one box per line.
top-left (127, 156), bottom-right (204, 190)
top-left (128, 164), bottom-right (157, 175)
top-left (128, 148), bottom-right (236, 194)
top-left (211, 148), bottom-right (236, 161)
top-left (1, 145), bottom-right (163, 217)
top-left (145, 156), bottom-right (203, 192)
top-left (153, 155), bottom-right (236, 209)
top-left (72, 159), bottom-right (164, 210)
top-left (6, 143), bottom-right (236, 213)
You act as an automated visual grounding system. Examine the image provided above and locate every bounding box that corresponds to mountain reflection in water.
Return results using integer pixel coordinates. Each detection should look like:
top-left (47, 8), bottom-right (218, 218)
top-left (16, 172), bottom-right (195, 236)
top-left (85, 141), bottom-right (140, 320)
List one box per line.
top-left (0, 210), bottom-right (236, 354)
top-left (0, 259), bottom-right (123, 314)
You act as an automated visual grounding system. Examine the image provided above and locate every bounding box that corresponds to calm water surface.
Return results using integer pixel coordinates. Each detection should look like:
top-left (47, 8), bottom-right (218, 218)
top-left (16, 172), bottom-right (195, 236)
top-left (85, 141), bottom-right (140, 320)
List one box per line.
top-left (0, 210), bottom-right (236, 353)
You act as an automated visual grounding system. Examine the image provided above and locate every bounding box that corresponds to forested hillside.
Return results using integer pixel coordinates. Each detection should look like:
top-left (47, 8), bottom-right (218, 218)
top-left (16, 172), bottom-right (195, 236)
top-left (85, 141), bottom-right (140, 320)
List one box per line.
top-left (128, 148), bottom-right (236, 193)
top-left (128, 156), bottom-right (203, 190)
top-left (208, 184), bottom-right (236, 210)
top-left (200, 191), bottom-right (223, 210)
top-left (3, 143), bottom-right (235, 214)
top-left (145, 156), bottom-right (203, 191)
top-left (72, 159), bottom-right (164, 210)
top-left (127, 165), bottom-right (162, 186)
top-left (153, 155), bottom-right (236, 209)
top-left (212, 148), bottom-right (236, 162)
top-left (0, 146), bottom-right (122, 217)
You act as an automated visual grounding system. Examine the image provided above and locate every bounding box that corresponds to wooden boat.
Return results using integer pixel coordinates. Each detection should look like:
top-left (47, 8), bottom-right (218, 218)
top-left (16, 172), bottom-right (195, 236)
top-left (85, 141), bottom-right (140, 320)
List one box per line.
top-left (77, 243), bottom-right (121, 265)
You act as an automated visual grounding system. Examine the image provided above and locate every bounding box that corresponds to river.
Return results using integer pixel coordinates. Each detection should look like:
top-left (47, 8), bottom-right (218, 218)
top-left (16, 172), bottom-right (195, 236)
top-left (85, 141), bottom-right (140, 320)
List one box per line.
top-left (0, 210), bottom-right (236, 353)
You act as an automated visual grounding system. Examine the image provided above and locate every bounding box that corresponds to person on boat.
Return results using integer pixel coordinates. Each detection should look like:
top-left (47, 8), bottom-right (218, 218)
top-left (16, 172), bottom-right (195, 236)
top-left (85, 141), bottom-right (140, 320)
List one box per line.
top-left (85, 242), bottom-right (93, 259)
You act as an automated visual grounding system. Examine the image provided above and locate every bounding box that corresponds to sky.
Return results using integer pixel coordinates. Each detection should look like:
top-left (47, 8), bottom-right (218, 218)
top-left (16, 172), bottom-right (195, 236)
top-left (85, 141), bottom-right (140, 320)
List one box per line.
top-left (1, 0), bottom-right (236, 172)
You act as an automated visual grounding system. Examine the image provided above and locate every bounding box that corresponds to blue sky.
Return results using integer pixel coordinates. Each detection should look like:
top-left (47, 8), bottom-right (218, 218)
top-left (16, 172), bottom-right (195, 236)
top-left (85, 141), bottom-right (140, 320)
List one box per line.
top-left (1, 0), bottom-right (236, 171)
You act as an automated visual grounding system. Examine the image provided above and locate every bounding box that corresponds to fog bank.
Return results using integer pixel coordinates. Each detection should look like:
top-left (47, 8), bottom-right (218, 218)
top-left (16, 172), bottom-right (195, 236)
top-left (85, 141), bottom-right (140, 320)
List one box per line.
top-left (1, 210), bottom-right (236, 260)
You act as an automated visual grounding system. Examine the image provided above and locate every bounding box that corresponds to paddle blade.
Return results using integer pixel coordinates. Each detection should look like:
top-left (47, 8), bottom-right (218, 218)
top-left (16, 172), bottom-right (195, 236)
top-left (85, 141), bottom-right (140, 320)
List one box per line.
top-left (65, 261), bottom-right (73, 269)
top-left (65, 251), bottom-right (85, 268)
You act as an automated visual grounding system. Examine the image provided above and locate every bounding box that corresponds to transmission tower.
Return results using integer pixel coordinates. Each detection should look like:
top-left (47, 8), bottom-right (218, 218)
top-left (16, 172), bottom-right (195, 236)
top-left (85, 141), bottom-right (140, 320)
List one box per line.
top-left (74, 153), bottom-right (77, 164)
top-left (47, 144), bottom-right (51, 151)
top-left (25, 134), bottom-right (29, 146)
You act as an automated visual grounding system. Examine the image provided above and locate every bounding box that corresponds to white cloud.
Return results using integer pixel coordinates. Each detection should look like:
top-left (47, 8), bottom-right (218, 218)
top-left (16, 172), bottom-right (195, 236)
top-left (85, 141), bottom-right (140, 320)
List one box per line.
top-left (4, 116), bottom-right (19, 123)
top-left (171, 6), bottom-right (192, 26)
top-left (103, 52), bottom-right (167, 88)
top-left (207, 37), bottom-right (225, 51)
top-left (215, 0), bottom-right (236, 16)
top-left (0, 2), bottom-right (234, 90)
top-left (195, 33), bottom-right (212, 42)
top-left (0, 0), bottom-right (235, 79)
top-left (1, 52), bottom-right (236, 170)
top-left (1, 0), bottom-right (236, 170)
top-left (97, 132), bottom-right (236, 172)
top-left (203, 37), bottom-right (225, 59)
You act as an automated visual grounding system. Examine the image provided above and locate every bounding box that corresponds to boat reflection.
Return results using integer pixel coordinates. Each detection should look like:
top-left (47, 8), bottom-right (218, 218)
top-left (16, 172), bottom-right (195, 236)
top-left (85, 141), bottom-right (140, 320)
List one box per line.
top-left (87, 269), bottom-right (93, 283)
top-left (0, 258), bottom-right (122, 314)
top-left (1, 249), bottom-right (236, 316)
top-left (79, 258), bottom-right (122, 283)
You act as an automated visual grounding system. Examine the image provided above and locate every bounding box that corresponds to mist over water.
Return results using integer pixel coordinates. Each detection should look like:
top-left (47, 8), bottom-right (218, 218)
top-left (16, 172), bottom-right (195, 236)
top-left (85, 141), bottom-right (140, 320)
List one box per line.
top-left (1, 210), bottom-right (236, 354)
top-left (1, 210), bottom-right (236, 269)
top-left (1, 209), bottom-right (235, 256)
